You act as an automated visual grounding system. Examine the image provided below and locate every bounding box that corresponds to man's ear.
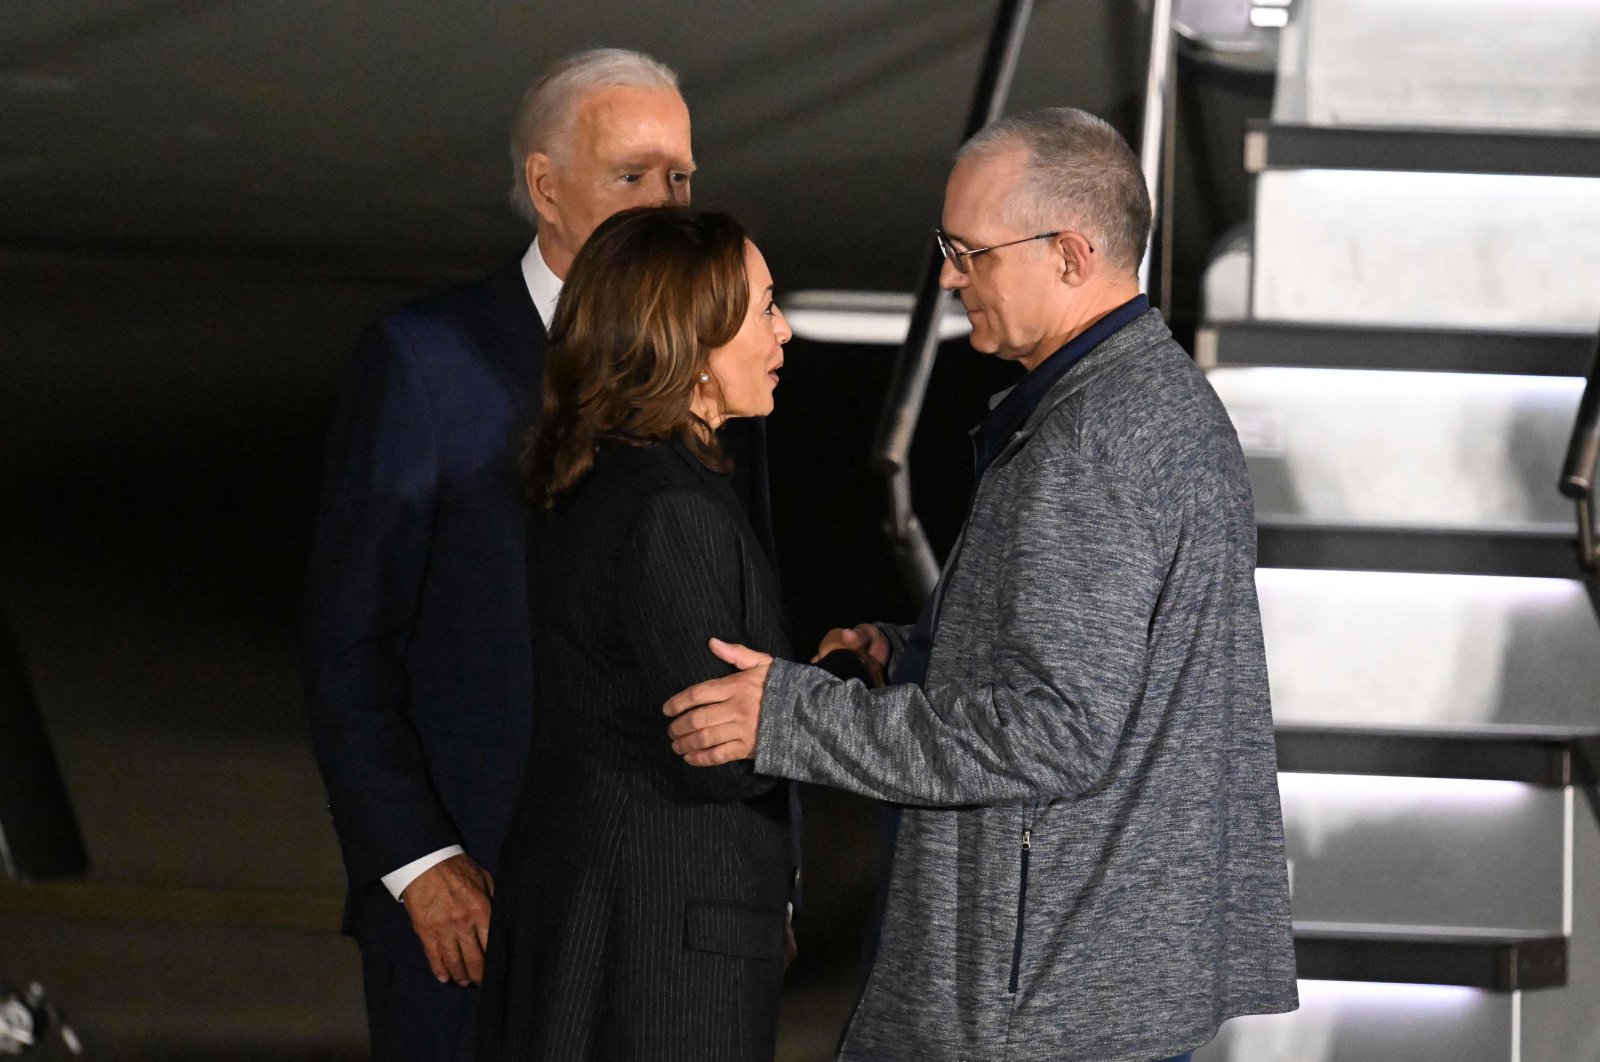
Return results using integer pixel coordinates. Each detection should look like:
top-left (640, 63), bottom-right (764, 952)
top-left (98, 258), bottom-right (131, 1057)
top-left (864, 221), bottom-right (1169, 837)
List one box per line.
top-left (1057, 231), bottom-right (1096, 287)
top-left (524, 152), bottom-right (561, 227)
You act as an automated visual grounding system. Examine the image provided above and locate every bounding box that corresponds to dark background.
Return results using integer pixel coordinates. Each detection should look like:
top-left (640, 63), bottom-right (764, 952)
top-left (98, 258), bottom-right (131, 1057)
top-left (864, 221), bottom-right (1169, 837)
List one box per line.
top-left (0, 1), bottom-right (1269, 1056)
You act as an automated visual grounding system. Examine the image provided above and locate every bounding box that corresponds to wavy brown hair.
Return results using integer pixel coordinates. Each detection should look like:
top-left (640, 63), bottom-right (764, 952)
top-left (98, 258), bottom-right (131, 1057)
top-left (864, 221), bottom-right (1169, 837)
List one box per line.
top-left (524, 207), bottom-right (750, 508)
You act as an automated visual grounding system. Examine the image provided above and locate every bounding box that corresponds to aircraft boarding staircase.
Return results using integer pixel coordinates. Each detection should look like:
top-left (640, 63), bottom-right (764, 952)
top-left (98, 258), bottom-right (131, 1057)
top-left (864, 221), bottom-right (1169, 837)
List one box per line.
top-left (1192, 1), bottom-right (1600, 1059)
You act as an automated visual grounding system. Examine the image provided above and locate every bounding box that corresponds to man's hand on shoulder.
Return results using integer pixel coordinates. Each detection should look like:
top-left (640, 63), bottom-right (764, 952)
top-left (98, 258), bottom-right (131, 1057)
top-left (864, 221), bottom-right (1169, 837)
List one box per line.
top-left (665, 638), bottom-right (772, 765)
top-left (401, 852), bottom-right (494, 986)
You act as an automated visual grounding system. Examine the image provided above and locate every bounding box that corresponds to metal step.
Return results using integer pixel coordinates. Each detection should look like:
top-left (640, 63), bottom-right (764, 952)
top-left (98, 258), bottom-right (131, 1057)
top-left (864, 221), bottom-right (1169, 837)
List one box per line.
top-left (1245, 121), bottom-right (1600, 179)
top-left (778, 290), bottom-right (970, 346)
top-left (1278, 772), bottom-right (1568, 933)
top-left (1251, 169), bottom-right (1600, 332)
top-left (1273, 0), bottom-right (1600, 134)
top-left (1294, 922), bottom-right (1567, 991)
top-left (1198, 321), bottom-right (1595, 377)
top-left (1198, 979), bottom-right (1522, 1062)
top-left (1257, 523), bottom-right (1579, 579)
top-left (1258, 567), bottom-right (1600, 732)
top-left (1276, 725), bottom-right (1600, 786)
top-left (1210, 367), bottom-right (1584, 530)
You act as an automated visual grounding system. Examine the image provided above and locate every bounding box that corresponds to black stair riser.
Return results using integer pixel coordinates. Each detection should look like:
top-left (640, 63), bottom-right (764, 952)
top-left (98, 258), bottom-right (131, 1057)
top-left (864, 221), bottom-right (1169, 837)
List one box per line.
top-left (1200, 321), bottom-right (1594, 377)
top-left (1246, 121), bottom-right (1600, 179)
top-left (1294, 930), bottom-right (1567, 991)
top-left (1257, 526), bottom-right (1580, 579)
top-left (1275, 729), bottom-right (1600, 787)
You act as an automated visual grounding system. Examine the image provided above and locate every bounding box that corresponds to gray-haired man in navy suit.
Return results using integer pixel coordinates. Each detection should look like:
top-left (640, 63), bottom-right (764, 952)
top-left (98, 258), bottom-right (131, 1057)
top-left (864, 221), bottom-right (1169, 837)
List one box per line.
top-left (305, 48), bottom-right (772, 1062)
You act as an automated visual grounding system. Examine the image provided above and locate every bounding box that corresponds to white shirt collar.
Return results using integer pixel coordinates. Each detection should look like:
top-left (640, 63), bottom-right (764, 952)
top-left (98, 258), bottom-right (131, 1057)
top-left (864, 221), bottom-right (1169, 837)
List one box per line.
top-left (520, 236), bottom-right (563, 330)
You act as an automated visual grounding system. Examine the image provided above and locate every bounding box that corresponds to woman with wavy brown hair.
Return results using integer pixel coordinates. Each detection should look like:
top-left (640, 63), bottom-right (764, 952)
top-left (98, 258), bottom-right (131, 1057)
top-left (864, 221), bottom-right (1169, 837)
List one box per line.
top-left (476, 206), bottom-right (795, 1062)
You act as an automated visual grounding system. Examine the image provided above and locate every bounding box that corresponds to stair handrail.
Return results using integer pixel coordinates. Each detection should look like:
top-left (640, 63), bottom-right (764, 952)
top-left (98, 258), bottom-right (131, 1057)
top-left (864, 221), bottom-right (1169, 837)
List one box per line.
top-left (870, 0), bottom-right (1035, 601)
top-left (872, 0), bottom-right (1177, 601)
top-left (1136, 0), bottom-right (1176, 298)
top-left (1559, 323), bottom-right (1600, 608)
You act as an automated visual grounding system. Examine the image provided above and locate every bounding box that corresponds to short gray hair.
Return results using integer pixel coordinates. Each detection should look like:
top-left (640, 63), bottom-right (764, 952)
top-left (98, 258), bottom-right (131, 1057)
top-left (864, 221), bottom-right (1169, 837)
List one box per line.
top-left (508, 48), bottom-right (682, 225)
top-left (956, 108), bottom-right (1151, 276)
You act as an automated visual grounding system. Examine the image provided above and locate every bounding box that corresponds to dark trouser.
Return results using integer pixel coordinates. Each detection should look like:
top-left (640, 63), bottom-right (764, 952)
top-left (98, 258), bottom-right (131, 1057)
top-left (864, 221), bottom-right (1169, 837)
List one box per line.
top-left (362, 949), bottom-right (478, 1062)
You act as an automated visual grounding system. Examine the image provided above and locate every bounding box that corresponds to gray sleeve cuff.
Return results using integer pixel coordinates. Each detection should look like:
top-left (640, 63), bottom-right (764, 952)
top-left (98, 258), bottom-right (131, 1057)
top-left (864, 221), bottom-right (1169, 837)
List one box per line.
top-left (875, 622), bottom-right (912, 672)
top-left (753, 657), bottom-right (827, 780)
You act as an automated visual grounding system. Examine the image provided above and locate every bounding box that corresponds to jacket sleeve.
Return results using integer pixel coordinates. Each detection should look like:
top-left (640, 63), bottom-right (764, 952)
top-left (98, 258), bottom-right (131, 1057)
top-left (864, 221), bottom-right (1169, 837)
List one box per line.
top-left (302, 319), bottom-right (462, 887)
top-left (628, 486), bottom-right (781, 803)
top-left (753, 445), bottom-right (1168, 807)
top-left (875, 622), bottom-right (913, 672)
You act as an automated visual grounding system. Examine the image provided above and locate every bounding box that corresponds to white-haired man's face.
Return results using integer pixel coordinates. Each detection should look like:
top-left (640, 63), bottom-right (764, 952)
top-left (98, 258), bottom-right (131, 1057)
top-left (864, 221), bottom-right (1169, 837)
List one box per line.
top-left (525, 84), bottom-right (694, 278)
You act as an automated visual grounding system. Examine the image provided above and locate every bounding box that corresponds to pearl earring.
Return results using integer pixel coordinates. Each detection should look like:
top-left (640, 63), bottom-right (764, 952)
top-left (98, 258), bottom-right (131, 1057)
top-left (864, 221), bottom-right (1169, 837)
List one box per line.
top-left (698, 372), bottom-right (710, 383)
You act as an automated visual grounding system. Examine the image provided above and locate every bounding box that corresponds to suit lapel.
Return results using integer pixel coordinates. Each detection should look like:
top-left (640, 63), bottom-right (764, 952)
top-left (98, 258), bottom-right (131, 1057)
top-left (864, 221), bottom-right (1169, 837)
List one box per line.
top-left (461, 256), bottom-right (548, 421)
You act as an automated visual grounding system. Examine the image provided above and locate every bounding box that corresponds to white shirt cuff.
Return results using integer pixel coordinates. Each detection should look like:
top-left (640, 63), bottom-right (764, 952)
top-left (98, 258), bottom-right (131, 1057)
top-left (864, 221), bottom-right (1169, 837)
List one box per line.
top-left (382, 845), bottom-right (464, 901)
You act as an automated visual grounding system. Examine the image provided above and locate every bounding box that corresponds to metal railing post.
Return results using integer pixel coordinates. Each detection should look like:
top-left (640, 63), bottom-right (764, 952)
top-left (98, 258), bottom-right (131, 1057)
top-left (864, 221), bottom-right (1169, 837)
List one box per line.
top-left (870, 0), bottom-right (1035, 601)
top-left (1137, 0), bottom-right (1177, 297)
top-left (1559, 327), bottom-right (1600, 613)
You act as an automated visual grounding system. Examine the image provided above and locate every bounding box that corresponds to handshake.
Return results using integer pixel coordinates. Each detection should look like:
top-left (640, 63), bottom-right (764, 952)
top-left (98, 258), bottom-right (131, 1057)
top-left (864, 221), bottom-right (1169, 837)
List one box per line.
top-left (807, 622), bottom-right (890, 688)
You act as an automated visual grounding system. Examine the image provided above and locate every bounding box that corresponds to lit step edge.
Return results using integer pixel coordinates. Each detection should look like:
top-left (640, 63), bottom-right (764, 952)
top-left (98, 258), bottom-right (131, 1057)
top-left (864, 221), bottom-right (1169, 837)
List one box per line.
top-left (1245, 121), bottom-right (1600, 179)
top-left (1256, 523), bottom-right (1580, 578)
top-left (1294, 921), bottom-right (1566, 990)
top-left (1197, 320), bottom-right (1595, 376)
top-left (1275, 724), bottom-right (1600, 786)
top-left (780, 290), bottom-right (972, 346)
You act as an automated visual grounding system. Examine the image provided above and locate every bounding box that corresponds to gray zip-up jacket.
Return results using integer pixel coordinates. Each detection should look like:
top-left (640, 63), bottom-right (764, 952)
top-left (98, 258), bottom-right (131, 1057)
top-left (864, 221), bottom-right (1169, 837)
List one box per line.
top-left (756, 310), bottom-right (1297, 1061)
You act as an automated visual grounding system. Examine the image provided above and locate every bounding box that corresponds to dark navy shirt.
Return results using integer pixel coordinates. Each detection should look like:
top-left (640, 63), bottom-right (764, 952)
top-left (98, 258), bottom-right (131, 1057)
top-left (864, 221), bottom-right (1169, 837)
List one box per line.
top-left (892, 294), bottom-right (1150, 686)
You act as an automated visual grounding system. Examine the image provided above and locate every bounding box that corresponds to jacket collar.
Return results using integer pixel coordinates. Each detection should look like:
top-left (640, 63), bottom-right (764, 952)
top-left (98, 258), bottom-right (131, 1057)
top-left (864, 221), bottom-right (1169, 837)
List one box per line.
top-left (461, 255), bottom-right (547, 419)
top-left (981, 308), bottom-right (1173, 474)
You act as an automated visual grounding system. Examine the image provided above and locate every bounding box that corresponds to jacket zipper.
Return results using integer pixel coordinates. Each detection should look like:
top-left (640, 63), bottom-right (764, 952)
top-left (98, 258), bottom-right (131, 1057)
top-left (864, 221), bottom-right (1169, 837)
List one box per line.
top-left (1008, 825), bottom-right (1031, 993)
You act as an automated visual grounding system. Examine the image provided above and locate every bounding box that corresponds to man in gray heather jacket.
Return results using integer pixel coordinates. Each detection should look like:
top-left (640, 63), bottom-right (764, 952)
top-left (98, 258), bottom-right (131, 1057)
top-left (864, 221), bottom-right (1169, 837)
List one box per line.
top-left (666, 108), bottom-right (1298, 1062)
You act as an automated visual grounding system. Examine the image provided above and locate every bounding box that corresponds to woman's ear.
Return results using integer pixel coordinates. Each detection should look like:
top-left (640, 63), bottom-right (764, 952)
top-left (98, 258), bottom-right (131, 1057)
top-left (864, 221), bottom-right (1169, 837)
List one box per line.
top-left (688, 367), bottom-right (718, 428)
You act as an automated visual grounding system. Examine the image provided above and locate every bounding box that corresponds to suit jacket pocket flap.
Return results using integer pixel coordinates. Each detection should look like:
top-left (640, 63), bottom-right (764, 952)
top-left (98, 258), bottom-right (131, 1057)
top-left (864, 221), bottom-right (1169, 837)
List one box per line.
top-left (684, 901), bottom-right (784, 962)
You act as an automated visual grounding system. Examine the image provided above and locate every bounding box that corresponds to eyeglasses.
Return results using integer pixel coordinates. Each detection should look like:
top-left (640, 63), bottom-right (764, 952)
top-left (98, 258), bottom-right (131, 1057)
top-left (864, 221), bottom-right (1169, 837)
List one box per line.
top-left (934, 228), bottom-right (1094, 274)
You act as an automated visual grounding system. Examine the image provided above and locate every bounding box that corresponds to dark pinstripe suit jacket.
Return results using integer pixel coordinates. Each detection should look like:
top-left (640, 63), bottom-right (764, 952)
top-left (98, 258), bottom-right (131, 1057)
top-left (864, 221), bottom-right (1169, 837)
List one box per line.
top-left (478, 437), bottom-right (793, 1062)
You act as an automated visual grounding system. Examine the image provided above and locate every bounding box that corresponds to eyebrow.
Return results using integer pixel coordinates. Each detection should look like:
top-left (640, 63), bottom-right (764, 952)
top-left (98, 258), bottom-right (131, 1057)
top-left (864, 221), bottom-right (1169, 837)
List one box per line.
top-left (616, 155), bottom-right (696, 173)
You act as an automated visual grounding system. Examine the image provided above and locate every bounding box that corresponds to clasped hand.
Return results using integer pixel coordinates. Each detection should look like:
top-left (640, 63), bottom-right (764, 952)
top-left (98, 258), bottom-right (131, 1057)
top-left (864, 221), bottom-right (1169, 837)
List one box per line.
top-left (402, 852), bottom-right (494, 986)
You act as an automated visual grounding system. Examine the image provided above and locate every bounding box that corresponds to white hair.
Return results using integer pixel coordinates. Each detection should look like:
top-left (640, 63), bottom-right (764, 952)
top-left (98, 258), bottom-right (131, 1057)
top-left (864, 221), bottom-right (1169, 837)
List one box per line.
top-left (956, 108), bottom-right (1151, 276)
top-left (508, 48), bottom-right (682, 225)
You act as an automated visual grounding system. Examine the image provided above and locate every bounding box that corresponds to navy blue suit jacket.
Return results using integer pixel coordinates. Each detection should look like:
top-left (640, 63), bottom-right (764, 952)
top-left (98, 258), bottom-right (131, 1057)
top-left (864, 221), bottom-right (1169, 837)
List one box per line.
top-left (304, 258), bottom-right (544, 958)
top-left (304, 256), bottom-right (776, 959)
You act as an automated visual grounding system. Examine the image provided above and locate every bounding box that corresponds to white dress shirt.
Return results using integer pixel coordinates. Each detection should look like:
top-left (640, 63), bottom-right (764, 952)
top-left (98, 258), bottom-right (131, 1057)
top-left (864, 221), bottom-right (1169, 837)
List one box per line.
top-left (521, 235), bottom-right (562, 330)
top-left (380, 236), bottom-right (561, 902)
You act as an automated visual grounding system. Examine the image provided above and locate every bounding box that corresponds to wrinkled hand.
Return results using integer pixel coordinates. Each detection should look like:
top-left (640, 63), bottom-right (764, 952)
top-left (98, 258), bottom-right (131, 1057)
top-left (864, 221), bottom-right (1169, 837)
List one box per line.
top-left (665, 638), bottom-right (772, 766)
top-left (402, 853), bottom-right (494, 986)
top-left (811, 623), bottom-right (889, 686)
